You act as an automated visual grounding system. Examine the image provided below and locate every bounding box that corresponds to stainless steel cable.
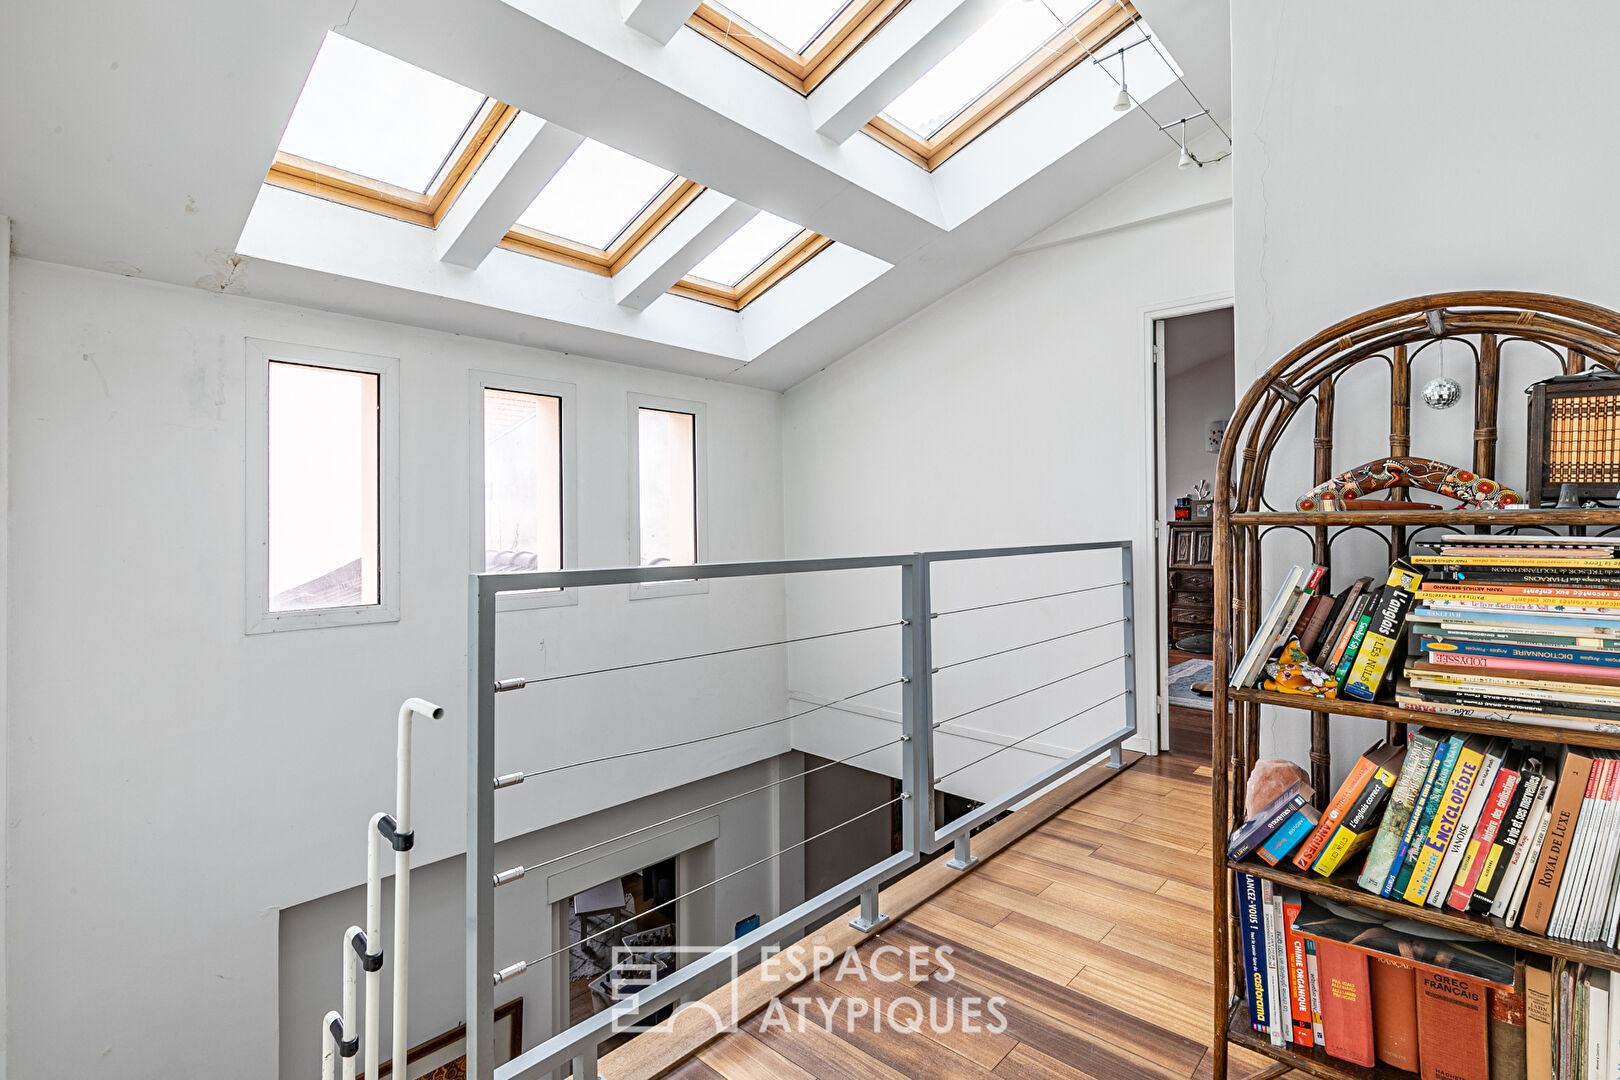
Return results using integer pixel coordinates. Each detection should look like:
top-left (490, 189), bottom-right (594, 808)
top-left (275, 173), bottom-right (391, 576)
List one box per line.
top-left (515, 795), bottom-right (906, 971)
top-left (932, 654), bottom-right (1127, 730)
top-left (502, 734), bottom-right (907, 878)
top-left (931, 581), bottom-right (1123, 618)
top-left (517, 677), bottom-right (904, 780)
top-left (516, 620), bottom-right (902, 685)
top-left (935, 689), bottom-right (1131, 783)
top-left (932, 618), bottom-right (1128, 674)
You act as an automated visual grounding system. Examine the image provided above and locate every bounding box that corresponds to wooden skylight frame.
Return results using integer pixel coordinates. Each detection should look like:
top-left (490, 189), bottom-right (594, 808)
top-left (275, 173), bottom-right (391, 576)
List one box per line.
top-left (497, 178), bottom-right (705, 277)
top-left (670, 230), bottom-right (834, 310)
top-left (265, 99), bottom-right (519, 228)
top-left (687, 0), bottom-right (909, 95)
top-left (864, 0), bottom-right (1138, 171)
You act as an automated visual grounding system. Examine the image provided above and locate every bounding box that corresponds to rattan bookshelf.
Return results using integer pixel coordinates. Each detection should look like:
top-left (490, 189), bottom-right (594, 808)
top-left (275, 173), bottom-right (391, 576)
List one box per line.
top-left (1209, 292), bottom-right (1620, 1079)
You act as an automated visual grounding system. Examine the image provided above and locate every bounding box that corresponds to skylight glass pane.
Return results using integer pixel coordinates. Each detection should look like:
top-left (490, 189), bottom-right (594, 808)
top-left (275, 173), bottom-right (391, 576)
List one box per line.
top-left (689, 213), bottom-right (803, 286)
top-left (880, 0), bottom-right (1096, 138)
top-left (278, 33), bottom-right (489, 194)
top-left (712, 0), bottom-right (853, 53)
top-left (515, 141), bottom-right (675, 251)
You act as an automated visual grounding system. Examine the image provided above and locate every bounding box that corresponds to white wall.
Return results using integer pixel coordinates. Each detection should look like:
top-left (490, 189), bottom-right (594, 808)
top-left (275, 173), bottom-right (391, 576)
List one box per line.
top-left (4, 258), bottom-right (785, 1079)
top-left (1230, 1), bottom-right (1620, 778)
top-left (779, 150), bottom-right (1235, 783)
top-left (1162, 309), bottom-right (1234, 517)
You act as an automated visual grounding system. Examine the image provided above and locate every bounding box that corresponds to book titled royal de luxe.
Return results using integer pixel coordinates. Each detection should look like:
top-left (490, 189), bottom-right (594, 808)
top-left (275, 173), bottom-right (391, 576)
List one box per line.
top-left (1521, 747), bottom-right (1597, 935)
top-left (1294, 741), bottom-right (1399, 873)
top-left (1227, 779), bottom-right (1310, 861)
top-left (1342, 560), bottom-right (1424, 701)
top-left (1359, 728), bottom-right (1442, 894)
top-left (1313, 743), bottom-right (1407, 877)
top-left (1369, 956), bottom-right (1420, 1071)
top-left (1315, 939), bottom-right (1374, 1066)
top-left (1404, 734), bottom-right (1490, 905)
top-left (1416, 968), bottom-right (1491, 1080)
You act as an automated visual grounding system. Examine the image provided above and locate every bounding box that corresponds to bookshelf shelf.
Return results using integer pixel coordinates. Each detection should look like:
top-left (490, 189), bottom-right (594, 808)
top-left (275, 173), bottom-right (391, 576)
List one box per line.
top-left (1230, 686), bottom-right (1620, 750)
top-left (1226, 1002), bottom-right (1418, 1080)
top-left (1230, 509), bottom-right (1620, 527)
top-left (1208, 291), bottom-right (1620, 1079)
top-left (1228, 857), bottom-right (1620, 970)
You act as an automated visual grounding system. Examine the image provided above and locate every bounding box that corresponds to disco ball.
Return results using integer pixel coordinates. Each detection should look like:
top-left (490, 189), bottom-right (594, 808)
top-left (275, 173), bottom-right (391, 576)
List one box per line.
top-left (1421, 376), bottom-right (1462, 409)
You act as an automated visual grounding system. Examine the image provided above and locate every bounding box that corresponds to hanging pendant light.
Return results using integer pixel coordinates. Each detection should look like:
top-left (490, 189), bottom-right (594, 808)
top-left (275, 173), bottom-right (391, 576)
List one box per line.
top-left (1177, 120), bottom-right (1194, 168)
top-left (1114, 50), bottom-right (1130, 111)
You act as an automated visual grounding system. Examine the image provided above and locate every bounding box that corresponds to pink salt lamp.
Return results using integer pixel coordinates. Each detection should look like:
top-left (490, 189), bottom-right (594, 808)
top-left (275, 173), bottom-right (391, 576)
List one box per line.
top-left (1246, 759), bottom-right (1309, 817)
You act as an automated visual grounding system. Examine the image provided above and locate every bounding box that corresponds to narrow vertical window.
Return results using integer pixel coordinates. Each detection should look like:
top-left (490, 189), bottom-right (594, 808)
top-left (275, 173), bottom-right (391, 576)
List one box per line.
top-left (267, 361), bottom-right (381, 610)
top-left (637, 407), bottom-right (698, 567)
top-left (482, 388), bottom-right (563, 573)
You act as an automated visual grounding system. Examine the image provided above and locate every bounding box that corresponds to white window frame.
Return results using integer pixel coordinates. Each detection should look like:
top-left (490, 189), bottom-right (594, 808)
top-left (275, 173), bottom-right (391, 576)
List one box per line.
top-left (469, 370), bottom-right (579, 612)
top-left (244, 338), bottom-right (401, 634)
top-left (628, 392), bottom-right (708, 600)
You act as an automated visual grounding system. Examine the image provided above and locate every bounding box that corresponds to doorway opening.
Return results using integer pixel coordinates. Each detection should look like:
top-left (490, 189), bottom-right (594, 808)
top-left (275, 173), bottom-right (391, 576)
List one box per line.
top-left (565, 856), bottom-right (679, 1038)
top-left (1152, 306), bottom-right (1235, 759)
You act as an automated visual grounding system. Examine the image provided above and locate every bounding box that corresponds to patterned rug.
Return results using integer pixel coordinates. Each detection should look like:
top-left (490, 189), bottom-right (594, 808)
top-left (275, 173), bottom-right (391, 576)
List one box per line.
top-left (1167, 657), bottom-right (1214, 712)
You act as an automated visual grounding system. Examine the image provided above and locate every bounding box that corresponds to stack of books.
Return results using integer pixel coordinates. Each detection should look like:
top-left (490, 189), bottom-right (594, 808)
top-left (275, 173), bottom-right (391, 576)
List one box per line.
top-left (1229, 561), bottom-right (1423, 702)
top-left (1394, 534), bottom-right (1620, 732)
top-left (1233, 877), bottom-right (1525, 1077)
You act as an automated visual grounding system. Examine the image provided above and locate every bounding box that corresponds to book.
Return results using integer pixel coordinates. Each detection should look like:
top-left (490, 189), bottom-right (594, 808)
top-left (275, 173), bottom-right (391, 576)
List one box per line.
top-left (1313, 744), bottom-right (1406, 877)
top-left (1406, 658), bottom-right (1620, 694)
top-left (1262, 879), bottom-right (1285, 1046)
top-left (1507, 804), bottom-right (1554, 926)
top-left (1570, 757), bottom-right (1620, 941)
top-left (1293, 742), bottom-right (1395, 873)
top-left (1227, 780), bottom-right (1310, 860)
top-left (1392, 733), bottom-right (1465, 898)
top-left (1421, 650), bottom-right (1620, 681)
top-left (1402, 673), bottom-right (1620, 712)
top-left (1472, 757), bottom-right (1543, 913)
top-left (1428, 737), bottom-right (1507, 908)
top-left (1313, 578), bottom-right (1371, 668)
top-left (1334, 585), bottom-right (1384, 688)
top-left (1419, 636), bottom-right (1620, 669)
top-left (1416, 967), bottom-right (1492, 1080)
top-left (1296, 593), bottom-right (1335, 653)
top-left (1525, 955), bottom-right (1554, 1080)
top-left (1521, 747), bottom-right (1597, 935)
top-left (1323, 590), bottom-right (1375, 673)
top-left (1426, 567), bottom-right (1620, 588)
top-left (1404, 734), bottom-right (1490, 905)
top-left (1256, 805), bottom-right (1319, 866)
top-left (1236, 873), bottom-right (1270, 1034)
top-left (1358, 729), bottom-right (1441, 894)
top-left (1282, 889), bottom-right (1313, 1047)
top-left (1342, 561), bottom-right (1423, 700)
top-left (1488, 969), bottom-right (1527, 1080)
top-left (1548, 756), bottom-right (1610, 938)
top-left (1435, 533), bottom-right (1620, 549)
top-left (1492, 764), bottom-right (1555, 918)
top-left (1415, 554), bottom-right (1620, 569)
top-left (1588, 969), bottom-right (1610, 1080)
top-left (1395, 691), bottom-right (1620, 735)
top-left (1608, 969), bottom-right (1620, 1080)
top-left (1422, 581), bottom-right (1620, 602)
top-left (1370, 957), bottom-right (1419, 1071)
top-left (1448, 746), bottom-right (1524, 911)
top-left (1411, 604), bottom-right (1620, 632)
top-left (1232, 565), bottom-right (1324, 688)
top-left (1316, 939), bottom-right (1374, 1066)
top-left (1305, 938), bottom-right (1325, 1044)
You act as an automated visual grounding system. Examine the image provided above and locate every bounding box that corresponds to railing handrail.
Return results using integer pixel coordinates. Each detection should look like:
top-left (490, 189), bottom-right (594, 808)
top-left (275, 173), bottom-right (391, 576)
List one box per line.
top-left (465, 539), bottom-right (1139, 1080)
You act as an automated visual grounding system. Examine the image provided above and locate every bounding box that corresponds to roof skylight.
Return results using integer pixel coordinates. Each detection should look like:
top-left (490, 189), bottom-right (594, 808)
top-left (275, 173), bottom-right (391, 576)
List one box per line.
top-left (690, 213), bottom-right (805, 286)
top-left (710, 0), bottom-right (854, 54)
top-left (516, 141), bottom-right (676, 251)
top-left (881, 0), bottom-right (1097, 139)
top-left (278, 33), bottom-right (489, 194)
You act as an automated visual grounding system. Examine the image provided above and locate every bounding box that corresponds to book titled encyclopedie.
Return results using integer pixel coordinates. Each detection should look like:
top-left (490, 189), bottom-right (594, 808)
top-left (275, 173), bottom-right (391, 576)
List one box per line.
top-left (1391, 733), bottom-right (1465, 899)
top-left (1358, 729), bottom-right (1441, 894)
top-left (1520, 747), bottom-right (1596, 936)
top-left (1342, 561), bottom-right (1423, 701)
top-left (1427, 738), bottom-right (1508, 909)
top-left (1403, 734), bottom-right (1489, 905)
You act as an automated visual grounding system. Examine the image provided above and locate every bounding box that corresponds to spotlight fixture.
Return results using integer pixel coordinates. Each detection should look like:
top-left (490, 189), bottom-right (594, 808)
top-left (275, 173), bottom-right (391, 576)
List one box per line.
top-left (1177, 122), bottom-right (1193, 168)
top-left (1160, 110), bottom-right (1209, 170)
top-left (1114, 50), bottom-right (1130, 111)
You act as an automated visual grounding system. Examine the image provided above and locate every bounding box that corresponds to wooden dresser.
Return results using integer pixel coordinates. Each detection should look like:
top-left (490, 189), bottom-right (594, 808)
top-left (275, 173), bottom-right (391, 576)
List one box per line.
top-left (1165, 520), bottom-right (1214, 648)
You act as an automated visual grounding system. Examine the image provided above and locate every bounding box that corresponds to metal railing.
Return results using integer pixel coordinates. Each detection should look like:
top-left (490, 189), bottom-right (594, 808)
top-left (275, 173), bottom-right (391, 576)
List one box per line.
top-left (462, 541), bottom-right (1138, 1080)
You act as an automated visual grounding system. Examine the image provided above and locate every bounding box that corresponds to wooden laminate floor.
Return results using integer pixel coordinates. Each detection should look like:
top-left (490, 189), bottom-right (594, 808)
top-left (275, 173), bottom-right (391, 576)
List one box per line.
top-left (655, 754), bottom-right (1296, 1080)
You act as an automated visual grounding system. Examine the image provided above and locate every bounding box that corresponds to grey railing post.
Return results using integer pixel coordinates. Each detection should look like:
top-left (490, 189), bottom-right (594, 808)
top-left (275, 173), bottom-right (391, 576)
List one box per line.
top-left (901, 556), bottom-right (935, 854)
top-left (1111, 540), bottom-right (1137, 768)
top-left (466, 576), bottom-right (497, 1080)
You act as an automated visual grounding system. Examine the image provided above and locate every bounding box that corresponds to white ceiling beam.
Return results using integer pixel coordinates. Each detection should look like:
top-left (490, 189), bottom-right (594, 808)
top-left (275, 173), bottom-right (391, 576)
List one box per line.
top-left (435, 114), bottom-right (585, 269)
top-left (613, 191), bottom-right (758, 311)
top-left (620, 0), bottom-right (701, 45)
top-left (808, 0), bottom-right (1003, 144)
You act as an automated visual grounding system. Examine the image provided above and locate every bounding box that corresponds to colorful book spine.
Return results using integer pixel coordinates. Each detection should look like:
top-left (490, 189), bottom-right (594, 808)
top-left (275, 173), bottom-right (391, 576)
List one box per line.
top-left (1227, 782), bottom-right (1309, 860)
top-left (1414, 555), bottom-right (1620, 569)
top-left (1282, 890), bottom-right (1313, 1047)
top-left (1305, 939), bottom-right (1325, 1045)
top-left (1472, 761), bottom-right (1542, 913)
top-left (1419, 637), bottom-right (1620, 670)
top-left (1420, 582), bottom-right (1620, 602)
top-left (1521, 748), bottom-right (1596, 935)
top-left (1428, 739), bottom-right (1505, 908)
top-left (1447, 749), bottom-right (1522, 910)
top-left (1403, 736), bottom-right (1487, 905)
top-left (1262, 880), bottom-right (1285, 1046)
top-left (1359, 730), bottom-right (1441, 894)
top-left (1342, 562), bottom-right (1423, 701)
top-left (1236, 873), bottom-right (1269, 1033)
top-left (1313, 749), bottom-right (1404, 877)
top-left (1257, 805), bottom-right (1319, 866)
top-left (1294, 749), bottom-right (1383, 872)
top-left (1422, 651), bottom-right (1620, 680)
top-left (1334, 587), bottom-right (1384, 688)
top-left (1390, 734), bottom-right (1463, 898)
